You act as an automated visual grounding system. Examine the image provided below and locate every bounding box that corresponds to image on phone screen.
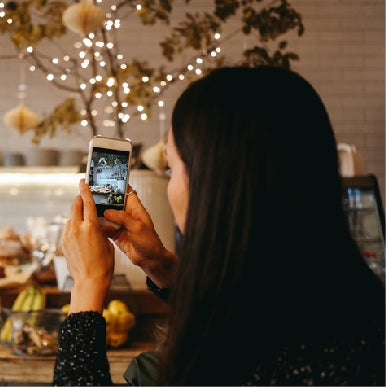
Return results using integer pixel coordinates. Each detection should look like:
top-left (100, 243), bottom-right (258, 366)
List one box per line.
top-left (88, 147), bottom-right (130, 217)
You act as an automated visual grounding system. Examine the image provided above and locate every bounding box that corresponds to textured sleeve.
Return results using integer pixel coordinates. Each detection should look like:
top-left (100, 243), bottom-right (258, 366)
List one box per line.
top-left (53, 311), bottom-right (113, 386)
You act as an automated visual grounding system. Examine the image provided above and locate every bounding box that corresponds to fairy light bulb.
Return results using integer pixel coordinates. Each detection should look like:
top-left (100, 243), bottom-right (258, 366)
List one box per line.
top-left (47, 74), bottom-right (54, 81)
top-left (140, 113), bottom-right (147, 121)
top-left (106, 77), bottom-right (115, 87)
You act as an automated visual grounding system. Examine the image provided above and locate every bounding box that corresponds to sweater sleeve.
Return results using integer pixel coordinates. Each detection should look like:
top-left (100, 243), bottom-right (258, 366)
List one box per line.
top-left (53, 311), bottom-right (113, 386)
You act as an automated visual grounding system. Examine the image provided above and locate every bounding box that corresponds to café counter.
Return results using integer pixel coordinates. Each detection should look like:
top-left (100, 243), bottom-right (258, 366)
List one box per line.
top-left (0, 341), bottom-right (155, 385)
top-left (0, 287), bottom-right (170, 386)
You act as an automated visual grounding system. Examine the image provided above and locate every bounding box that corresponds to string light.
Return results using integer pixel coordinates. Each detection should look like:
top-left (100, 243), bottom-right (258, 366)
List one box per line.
top-left (9, 0), bottom-right (223, 135)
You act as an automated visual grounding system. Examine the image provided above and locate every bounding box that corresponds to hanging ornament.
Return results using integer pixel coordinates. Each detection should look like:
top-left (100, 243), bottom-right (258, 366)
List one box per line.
top-left (4, 104), bottom-right (39, 134)
top-left (62, 0), bottom-right (105, 36)
top-left (3, 53), bottom-right (39, 134)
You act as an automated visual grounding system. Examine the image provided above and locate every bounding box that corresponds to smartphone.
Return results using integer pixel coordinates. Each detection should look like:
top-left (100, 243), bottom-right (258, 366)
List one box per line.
top-left (85, 135), bottom-right (132, 230)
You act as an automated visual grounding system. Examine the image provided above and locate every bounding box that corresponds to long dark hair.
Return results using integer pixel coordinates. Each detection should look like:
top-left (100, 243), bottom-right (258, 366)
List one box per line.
top-left (158, 66), bottom-right (384, 385)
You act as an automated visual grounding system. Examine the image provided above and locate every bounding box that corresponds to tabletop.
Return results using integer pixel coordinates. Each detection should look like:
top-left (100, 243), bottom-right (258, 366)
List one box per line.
top-left (0, 341), bottom-right (156, 385)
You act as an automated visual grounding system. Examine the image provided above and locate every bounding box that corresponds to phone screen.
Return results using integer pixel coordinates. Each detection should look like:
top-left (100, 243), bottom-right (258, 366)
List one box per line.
top-left (88, 146), bottom-right (131, 217)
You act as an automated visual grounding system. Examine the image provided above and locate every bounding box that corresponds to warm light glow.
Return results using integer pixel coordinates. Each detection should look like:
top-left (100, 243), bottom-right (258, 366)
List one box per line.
top-left (0, 171), bottom-right (83, 186)
top-left (106, 77), bottom-right (115, 87)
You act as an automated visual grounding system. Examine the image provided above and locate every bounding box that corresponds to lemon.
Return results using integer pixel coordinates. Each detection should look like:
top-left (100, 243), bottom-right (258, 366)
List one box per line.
top-left (107, 299), bottom-right (129, 314)
top-left (61, 303), bottom-right (71, 314)
top-left (109, 332), bottom-right (128, 348)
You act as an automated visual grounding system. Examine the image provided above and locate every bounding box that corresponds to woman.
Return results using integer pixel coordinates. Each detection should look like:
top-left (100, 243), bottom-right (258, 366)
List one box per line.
top-left (54, 66), bottom-right (385, 386)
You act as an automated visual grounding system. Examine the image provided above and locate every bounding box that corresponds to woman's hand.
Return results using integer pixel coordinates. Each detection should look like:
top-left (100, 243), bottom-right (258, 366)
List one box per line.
top-left (104, 186), bottom-right (177, 288)
top-left (63, 179), bottom-right (115, 314)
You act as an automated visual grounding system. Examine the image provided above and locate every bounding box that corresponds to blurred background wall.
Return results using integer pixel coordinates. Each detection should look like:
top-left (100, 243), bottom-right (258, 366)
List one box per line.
top-left (0, 0), bottom-right (384, 199)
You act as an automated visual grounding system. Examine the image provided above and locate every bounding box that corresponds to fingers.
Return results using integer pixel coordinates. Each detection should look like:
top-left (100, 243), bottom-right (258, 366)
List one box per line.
top-left (79, 179), bottom-right (98, 222)
top-left (70, 195), bottom-right (84, 222)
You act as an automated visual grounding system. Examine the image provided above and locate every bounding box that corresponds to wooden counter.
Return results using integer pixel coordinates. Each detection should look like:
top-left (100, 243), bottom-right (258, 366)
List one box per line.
top-left (0, 286), bottom-right (169, 385)
top-left (0, 341), bottom-right (156, 385)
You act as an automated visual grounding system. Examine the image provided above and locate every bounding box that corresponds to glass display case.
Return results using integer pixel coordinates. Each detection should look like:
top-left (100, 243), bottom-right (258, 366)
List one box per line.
top-left (342, 174), bottom-right (385, 280)
top-left (0, 167), bottom-right (175, 289)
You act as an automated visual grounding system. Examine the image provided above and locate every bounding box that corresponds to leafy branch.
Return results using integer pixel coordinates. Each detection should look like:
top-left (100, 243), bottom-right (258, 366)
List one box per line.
top-left (0, 0), bottom-right (304, 143)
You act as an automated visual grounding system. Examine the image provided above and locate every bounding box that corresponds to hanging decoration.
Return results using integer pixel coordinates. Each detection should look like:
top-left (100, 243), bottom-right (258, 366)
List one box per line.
top-left (62, 0), bottom-right (105, 37)
top-left (3, 53), bottom-right (39, 134)
top-left (4, 104), bottom-right (39, 134)
top-left (0, 1), bottom-right (304, 142)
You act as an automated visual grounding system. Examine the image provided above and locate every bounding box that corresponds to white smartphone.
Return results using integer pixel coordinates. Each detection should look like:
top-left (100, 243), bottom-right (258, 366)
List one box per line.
top-left (85, 135), bottom-right (132, 230)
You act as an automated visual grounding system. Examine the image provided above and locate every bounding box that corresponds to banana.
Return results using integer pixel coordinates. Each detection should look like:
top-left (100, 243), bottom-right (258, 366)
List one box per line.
top-left (0, 320), bottom-right (11, 343)
top-left (11, 286), bottom-right (31, 311)
top-left (31, 287), bottom-right (44, 310)
top-left (0, 285), bottom-right (45, 343)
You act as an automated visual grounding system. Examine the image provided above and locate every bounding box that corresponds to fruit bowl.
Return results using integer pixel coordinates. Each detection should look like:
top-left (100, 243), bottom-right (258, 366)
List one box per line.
top-left (1, 308), bottom-right (67, 356)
